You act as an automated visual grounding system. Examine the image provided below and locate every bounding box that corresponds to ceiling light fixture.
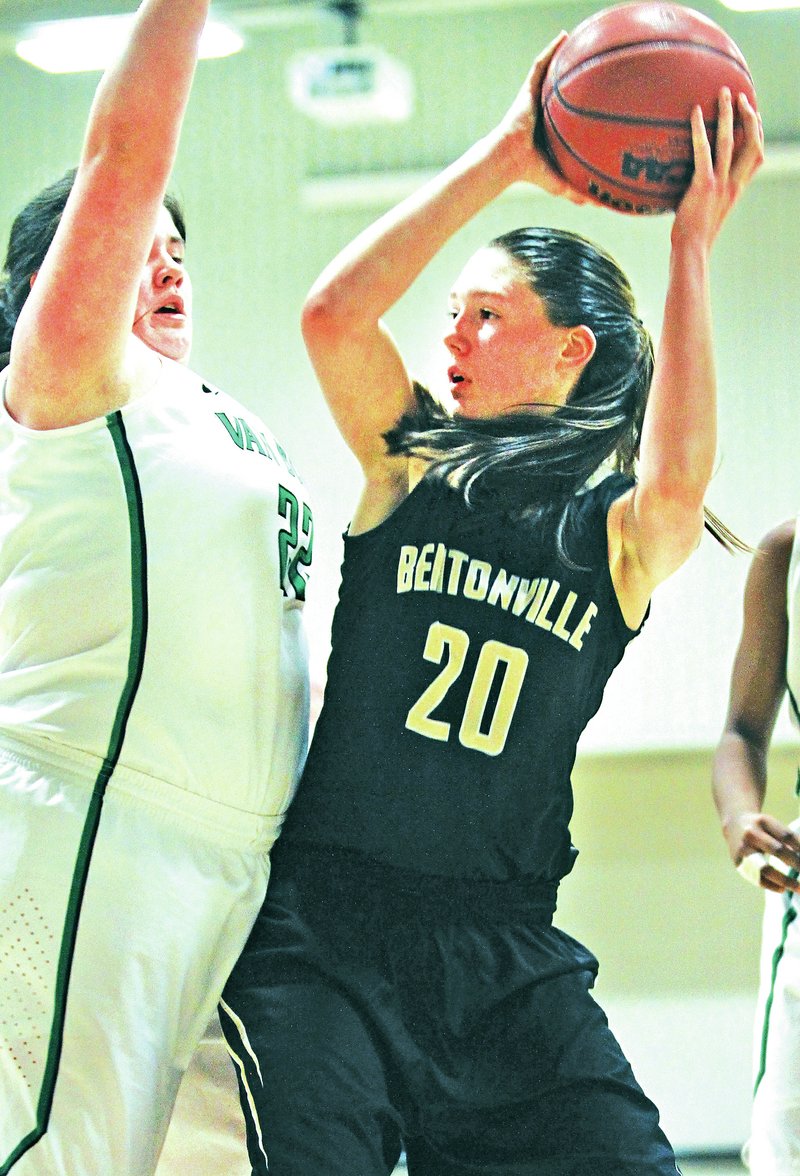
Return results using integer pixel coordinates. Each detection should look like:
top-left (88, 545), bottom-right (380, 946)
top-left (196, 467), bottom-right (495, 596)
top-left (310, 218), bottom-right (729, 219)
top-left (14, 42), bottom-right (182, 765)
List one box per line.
top-left (288, 0), bottom-right (414, 126)
top-left (16, 14), bottom-right (243, 74)
top-left (718, 0), bottom-right (800, 9)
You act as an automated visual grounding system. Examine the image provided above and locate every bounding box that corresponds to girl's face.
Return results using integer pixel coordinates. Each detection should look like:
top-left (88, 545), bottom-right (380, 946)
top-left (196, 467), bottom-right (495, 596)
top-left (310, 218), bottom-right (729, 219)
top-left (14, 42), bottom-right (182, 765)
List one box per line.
top-left (132, 206), bottom-right (193, 364)
top-left (444, 246), bottom-right (593, 420)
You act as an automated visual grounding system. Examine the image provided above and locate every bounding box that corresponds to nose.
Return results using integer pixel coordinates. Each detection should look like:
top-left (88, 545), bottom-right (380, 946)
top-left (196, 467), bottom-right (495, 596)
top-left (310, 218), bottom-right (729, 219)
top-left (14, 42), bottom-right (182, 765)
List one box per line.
top-left (155, 253), bottom-right (183, 288)
top-left (444, 317), bottom-right (468, 356)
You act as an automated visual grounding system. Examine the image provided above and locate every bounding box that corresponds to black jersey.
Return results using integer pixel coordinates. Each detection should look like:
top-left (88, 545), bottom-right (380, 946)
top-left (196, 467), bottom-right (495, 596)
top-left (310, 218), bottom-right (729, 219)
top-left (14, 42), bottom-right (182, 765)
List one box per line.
top-left (282, 471), bottom-right (642, 881)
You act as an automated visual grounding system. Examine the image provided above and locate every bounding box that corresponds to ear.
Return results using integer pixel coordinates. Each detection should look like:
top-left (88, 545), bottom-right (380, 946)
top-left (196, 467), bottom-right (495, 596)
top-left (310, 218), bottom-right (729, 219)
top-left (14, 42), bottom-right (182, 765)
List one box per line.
top-left (559, 324), bottom-right (596, 371)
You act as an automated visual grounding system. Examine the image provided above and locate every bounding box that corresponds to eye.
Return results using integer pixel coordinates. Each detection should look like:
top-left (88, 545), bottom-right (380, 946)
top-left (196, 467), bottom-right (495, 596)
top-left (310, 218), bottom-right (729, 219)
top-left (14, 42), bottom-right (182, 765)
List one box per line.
top-left (479, 308), bottom-right (497, 320)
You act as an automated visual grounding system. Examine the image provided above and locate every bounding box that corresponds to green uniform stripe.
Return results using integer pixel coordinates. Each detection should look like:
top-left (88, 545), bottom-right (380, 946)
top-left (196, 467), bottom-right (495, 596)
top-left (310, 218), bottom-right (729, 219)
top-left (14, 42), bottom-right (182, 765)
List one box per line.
top-left (1, 412), bottom-right (148, 1174)
top-left (789, 686), bottom-right (800, 730)
top-left (754, 884), bottom-right (798, 1097)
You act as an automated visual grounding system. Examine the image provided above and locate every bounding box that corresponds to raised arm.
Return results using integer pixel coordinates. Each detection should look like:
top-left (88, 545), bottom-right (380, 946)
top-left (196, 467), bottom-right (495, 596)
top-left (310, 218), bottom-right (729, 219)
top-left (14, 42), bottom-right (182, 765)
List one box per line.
top-left (6, 0), bottom-right (210, 430)
top-left (301, 34), bottom-right (580, 533)
top-left (608, 89), bottom-right (764, 627)
top-left (712, 521), bottom-right (800, 893)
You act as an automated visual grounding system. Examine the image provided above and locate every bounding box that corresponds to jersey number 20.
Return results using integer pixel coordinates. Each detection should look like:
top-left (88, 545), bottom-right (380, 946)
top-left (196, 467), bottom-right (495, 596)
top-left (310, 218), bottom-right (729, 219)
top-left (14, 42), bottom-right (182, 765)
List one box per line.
top-left (405, 621), bottom-right (528, 757)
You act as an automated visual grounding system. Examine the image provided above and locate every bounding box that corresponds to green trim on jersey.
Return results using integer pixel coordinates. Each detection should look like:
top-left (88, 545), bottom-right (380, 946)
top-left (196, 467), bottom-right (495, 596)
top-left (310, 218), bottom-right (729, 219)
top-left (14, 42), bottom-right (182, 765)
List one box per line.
top-left (1, 412), bottom-right (148, 1174)
top-left (754, 885), bottom-right (798, 1097)
top-left (789, 686), bottom-right (800, 731)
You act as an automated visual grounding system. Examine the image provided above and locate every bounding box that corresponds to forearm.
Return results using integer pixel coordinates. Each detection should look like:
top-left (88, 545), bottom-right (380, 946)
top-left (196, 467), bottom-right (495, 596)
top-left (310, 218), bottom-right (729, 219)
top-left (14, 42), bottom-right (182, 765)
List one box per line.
top-left (82, 0), bottom-right (210, 186)
top-left (637, 240), bottom-right (716, 514)
top-left (713, 730), bottom-right (768, 845)
top-left (7, 0), bottom-right (210, 427)
top-left (305, 131), bottom-right (526, 326)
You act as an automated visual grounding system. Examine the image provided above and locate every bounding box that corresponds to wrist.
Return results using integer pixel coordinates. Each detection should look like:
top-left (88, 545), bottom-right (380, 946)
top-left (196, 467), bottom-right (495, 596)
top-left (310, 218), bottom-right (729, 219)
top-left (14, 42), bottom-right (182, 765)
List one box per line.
top-left (668, 233), bottom-right (711, 266)
top-left (669, 216), bottom-right (715, 258)
top-left (721, 808), bottom-right (752, 832)
top-left (479, 124), bottom-right (533, 187)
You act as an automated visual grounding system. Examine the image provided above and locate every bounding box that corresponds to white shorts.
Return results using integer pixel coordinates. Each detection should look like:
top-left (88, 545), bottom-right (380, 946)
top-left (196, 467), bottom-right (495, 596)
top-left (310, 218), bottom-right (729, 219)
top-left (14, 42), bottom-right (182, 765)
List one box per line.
top-left (0, 739), bottom-right (274, 1176)
top-left (744, 879), bottom-right (800, 1175)
top-left (156, 1013), bottom-right (250, 1176)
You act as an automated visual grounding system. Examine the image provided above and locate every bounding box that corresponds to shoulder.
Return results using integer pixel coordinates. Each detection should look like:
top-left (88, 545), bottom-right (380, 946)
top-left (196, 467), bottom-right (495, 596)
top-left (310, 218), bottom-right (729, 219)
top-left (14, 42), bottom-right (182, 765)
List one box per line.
top-left (756, 518), bottom-right (796, 563)
top-left (744, 518), bottom-right (795, 603)
top-left (568, 471), bottom-right (634, 543)
top-left (6, 334), bottom-right (159, 430)
top-left (578, 471), bottom-right (634, 513)
top-left (730, 519), bottom-right (795, 701)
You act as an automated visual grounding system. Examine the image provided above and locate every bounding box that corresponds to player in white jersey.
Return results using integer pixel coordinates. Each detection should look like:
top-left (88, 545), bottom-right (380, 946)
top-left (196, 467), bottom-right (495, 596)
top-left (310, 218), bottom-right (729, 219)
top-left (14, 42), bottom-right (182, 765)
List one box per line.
top-left (0, 3), bottom-right (311, 1174)
top-left (713, 520), bottom-right (800, 1174)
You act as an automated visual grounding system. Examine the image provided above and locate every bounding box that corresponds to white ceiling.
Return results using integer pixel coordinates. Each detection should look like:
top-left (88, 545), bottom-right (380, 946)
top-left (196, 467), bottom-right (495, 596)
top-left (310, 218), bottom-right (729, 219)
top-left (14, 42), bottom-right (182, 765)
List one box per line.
top-left (1, 0), bottom-right (797, 146)
top-left (0, 0), bottom-right (566, 32)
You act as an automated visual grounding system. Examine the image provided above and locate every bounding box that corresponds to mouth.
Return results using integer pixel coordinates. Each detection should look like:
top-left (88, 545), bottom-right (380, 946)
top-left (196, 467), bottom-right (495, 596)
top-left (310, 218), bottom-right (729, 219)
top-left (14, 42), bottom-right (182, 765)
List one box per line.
top-left (448, 366), bottom-right (468, 397)
top-left (153, 296), bottom-right (185, 319)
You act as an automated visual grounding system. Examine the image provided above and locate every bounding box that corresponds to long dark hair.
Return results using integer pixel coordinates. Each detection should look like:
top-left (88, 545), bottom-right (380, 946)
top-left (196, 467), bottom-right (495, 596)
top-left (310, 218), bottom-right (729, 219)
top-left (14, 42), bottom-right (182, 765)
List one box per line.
top-left (0, 168), bottom-right (187, 358)
top-left (384, 226), bottom-right (745, 562)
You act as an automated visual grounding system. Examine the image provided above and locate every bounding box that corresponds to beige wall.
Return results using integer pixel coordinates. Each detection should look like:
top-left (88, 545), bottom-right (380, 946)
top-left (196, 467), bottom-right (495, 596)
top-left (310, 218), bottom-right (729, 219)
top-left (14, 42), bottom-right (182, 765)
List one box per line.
top-left (560, 744), bottom-right (799, 1148)
top-left (565, 745), bottom-right (799, 998)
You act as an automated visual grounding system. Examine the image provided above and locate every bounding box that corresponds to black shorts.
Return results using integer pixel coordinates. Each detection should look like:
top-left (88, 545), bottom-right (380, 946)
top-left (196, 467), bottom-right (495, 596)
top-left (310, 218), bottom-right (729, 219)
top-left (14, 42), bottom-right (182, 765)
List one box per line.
top-left (221, 843), bottom-right (680, 1176)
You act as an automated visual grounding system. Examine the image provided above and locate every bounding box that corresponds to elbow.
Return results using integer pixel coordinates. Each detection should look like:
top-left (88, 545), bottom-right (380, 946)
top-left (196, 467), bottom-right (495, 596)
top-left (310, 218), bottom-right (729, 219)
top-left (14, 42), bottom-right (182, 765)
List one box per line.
top-left (300, 292), bottom-right (339, 346)
top-left (639, 447), bottom-right (714, 531)
top-left (637, 480), bottom-right (707, 540)
top-left (632, 482), bottom-right (707, 574)
top-left (726, 719), bottom-right (769, 759)
top-left (647, 455), bottom-right (712, 512)
top-left (301, 284), bottom-right (369, 350)
top-left (80, 127), bottom-right (173, 198)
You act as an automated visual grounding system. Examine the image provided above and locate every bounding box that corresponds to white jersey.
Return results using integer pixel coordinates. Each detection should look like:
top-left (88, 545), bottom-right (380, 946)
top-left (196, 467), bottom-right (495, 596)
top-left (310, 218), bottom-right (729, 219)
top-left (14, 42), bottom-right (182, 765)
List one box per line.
top-left (787, 520), bottom-right (800, 732)
top-left (0, 359), bottom-right (311, 823)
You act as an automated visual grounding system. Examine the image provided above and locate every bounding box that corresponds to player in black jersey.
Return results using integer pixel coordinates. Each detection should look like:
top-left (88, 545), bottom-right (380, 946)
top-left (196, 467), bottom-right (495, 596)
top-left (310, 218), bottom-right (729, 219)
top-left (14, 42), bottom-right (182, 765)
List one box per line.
top-left (222, 34), bottom-right (763, 1176)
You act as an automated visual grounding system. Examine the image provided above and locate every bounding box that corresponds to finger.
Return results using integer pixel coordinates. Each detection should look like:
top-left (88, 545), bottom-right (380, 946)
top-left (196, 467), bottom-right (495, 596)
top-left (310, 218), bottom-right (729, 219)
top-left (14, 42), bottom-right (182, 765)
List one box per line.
top-left (761, 864), bottom-right (800, 894)
top-left (737, 850), bottom-right (768, 886)
top-left (742, 817), bottom-right (798, 857)
top-left (520, 33), bottom-right (565, 130)
top-left (540, 30), bottom-right (569, 66)
top-left (529, 31), bottom-right (567, 87)
top-left (732, 93), bottom-right (765, 184)
top-left (755, 833), bottom-right (798, 862)
top-left (689, 103), bottom-right (713, 177)
top-left (737, 843), bottom-right (800, 892)
top-left (713, 88), bottom-right (734, 178)
top-left (741, 831), bottom-right (781, 857)
top-left (528, 32), bottom-right (568, 111)
top-left (738, 93), bottom-right (764, 147)
top-left (774, 832), bottom-right (800, 871)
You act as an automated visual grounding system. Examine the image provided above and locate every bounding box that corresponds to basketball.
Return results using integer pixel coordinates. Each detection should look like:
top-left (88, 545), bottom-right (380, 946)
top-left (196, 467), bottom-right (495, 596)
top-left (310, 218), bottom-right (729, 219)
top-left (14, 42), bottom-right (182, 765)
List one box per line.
top-left (540, 2), bottom-right (757, 215)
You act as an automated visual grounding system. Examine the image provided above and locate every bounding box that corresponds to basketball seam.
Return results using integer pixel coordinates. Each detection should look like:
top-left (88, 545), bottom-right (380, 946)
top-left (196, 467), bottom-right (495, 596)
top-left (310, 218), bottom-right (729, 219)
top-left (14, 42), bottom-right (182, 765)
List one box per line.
top-left (541, 105), bottom-right (683, 207)
top-left (545, 86), bottom-right (727, 130)
top-left (550, 38), bottom-right (753, 94)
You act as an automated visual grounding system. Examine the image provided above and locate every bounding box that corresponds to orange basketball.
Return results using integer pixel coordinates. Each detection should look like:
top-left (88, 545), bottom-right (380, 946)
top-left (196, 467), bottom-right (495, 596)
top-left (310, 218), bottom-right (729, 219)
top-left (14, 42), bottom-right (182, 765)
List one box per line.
top-left (540, 2), bottom-right (757, 214)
